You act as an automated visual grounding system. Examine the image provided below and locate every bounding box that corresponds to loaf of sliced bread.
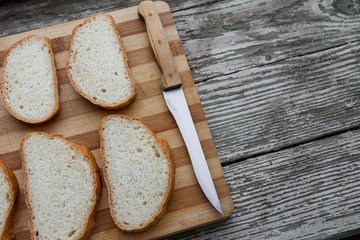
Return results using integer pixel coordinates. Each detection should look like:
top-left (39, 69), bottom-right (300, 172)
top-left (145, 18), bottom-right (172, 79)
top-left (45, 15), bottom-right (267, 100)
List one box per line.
top-left (1, 35), bottom-right (60, 124)
top-left (98, 115), bottom-right (175, 232)
top-left (20, 132), bottom-right (101, 240)
top-left (0, 159), bottom-right (18, 240)
top-left (66, 14), bottom-right (136, 109)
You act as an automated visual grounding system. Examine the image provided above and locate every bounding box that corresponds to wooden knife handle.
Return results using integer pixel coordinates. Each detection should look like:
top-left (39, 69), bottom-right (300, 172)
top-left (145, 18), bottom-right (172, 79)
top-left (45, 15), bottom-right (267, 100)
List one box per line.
top-left (138, 1), bottom-right (181, 90)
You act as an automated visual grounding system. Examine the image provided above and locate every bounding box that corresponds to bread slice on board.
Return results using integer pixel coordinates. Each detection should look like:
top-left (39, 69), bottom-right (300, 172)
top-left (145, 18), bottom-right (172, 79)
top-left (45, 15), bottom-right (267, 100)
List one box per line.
top-left (0, 159), bottom-right (18, 240)
top-left (66, 14), bottom-right (136, 109)
top-left (98, 115), bottom-right (175, 232)
top-left (0, 35), bottom-right (60, 124)
top-left (20, 132), bottom-right (101, 240)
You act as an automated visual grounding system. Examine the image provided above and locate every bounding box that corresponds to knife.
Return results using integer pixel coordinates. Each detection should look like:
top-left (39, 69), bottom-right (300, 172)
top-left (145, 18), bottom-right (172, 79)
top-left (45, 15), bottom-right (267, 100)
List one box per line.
top-left (138, 1), bottom-right (223, 215)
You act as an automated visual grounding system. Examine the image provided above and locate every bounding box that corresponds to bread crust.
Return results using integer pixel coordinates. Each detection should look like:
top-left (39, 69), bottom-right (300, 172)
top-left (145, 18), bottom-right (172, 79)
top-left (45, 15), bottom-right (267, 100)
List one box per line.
top-left (98, 114), bottom-right (175, 232)
top-left (20, 132), bottom-right (101, 240)
top-left (66, 14), bottom-right (136, 110)
top-left (0, 35), bottom-right (60, 124)
top-left (0, 159), bottom-right (19, 240)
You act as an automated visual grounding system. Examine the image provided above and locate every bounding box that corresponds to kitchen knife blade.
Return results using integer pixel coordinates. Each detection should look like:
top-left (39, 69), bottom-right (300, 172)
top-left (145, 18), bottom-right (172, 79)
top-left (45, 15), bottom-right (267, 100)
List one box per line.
top-left (138, 1), bottom-right (223, 215)
top-left (163, 88), bottom-right (224, 215)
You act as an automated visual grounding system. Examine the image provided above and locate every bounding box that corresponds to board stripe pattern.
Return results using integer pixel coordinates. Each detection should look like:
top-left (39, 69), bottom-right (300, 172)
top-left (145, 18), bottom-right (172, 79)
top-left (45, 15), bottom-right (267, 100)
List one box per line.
top-left (0, 2), bottom-right (233, 239)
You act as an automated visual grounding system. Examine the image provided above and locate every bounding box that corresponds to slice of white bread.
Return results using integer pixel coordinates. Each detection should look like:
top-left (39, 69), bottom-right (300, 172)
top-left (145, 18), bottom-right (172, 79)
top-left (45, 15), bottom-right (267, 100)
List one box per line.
top-left (66, 14), bottom-right (136, 109)
top-left (0, 35), bottom-right (60, 124)
top-left (98, 115), bottom-right (175, 232)
top-left (0, 159), bottom-right (18, 240)
top-left (20, 132), bottom-right (101, 240)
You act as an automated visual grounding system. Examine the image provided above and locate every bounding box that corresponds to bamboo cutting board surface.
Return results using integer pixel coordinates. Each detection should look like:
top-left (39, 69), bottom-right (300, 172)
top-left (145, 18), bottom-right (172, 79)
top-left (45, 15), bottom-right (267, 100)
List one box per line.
top-left (0, 1), bottom-right (233, 239)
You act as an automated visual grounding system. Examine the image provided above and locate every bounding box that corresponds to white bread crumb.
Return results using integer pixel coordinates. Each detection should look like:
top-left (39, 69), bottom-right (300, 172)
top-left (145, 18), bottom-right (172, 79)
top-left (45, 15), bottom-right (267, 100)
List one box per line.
top-left (99, 115), bottom-right (174, 232)
top-left (1, 36), bottom-right (59, 123)
top-left (67, 14), bottom-right (135, 109)
top-left (21, 132), bottom-right (100, 240)
top-left (0, 167), bottom-right (12, 235)
top-left (0, 158), bottom-right (18, 240)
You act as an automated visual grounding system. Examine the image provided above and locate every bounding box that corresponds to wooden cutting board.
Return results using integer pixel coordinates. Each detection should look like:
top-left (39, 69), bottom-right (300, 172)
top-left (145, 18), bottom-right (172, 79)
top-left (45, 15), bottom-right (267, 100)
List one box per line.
top-left (0, 1), bottom-right (233, 239)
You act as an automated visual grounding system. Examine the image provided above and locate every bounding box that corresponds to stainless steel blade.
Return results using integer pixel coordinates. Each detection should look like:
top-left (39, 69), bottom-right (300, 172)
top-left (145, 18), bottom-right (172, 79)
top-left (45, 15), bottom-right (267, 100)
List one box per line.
top-left (163, 87), bottom-right (224, 215)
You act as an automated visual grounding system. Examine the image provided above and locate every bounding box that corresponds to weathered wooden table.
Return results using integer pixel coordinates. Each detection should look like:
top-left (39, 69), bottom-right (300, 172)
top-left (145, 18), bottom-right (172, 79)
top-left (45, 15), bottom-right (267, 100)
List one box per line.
top-left (1, 0), bottom-right (360, 239)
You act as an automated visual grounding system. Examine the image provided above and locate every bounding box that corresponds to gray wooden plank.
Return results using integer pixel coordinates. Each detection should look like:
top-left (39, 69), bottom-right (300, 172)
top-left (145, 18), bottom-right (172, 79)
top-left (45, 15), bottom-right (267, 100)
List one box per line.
top-left (197, 41), bottom-right (360, 163)
top-left (168, 128), bottom-right (360, 240)
top-left (0, 0), bottom-right (217, 37)
top-left (172, 0), bottom-right (360, 81)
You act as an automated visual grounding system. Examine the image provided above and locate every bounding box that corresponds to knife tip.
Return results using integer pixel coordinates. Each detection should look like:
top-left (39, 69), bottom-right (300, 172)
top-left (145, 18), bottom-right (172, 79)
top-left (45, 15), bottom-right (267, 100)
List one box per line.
top-left (216, 205), bottom-right (224, 216)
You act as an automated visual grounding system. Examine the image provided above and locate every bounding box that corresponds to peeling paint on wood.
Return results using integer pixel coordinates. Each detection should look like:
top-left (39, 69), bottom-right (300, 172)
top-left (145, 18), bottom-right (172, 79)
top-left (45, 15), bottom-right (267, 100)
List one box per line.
top-left (0, 0), bottom-right (216, 37)
top-left (168, 129), bottom-right (360, 239)
top-left (199, 41), bottom-right (360, 163)
top-left (172, 0), bottom-right (360, 81)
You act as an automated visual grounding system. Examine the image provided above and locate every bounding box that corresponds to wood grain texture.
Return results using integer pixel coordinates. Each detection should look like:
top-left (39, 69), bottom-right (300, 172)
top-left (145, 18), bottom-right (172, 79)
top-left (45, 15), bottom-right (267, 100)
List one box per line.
top-left (0, 0), bottom-right (217, 37)
top-left (173, 0), bottom-right (360, 81)
top-left (0, 2), bottom-right (233, 239)
top-left (198, 41), bottom-right (360, 164)
top-left (171, 0), bottom-right (360, 168)
top-left (1, 0), bottom-right (360, 239)
top-left (167, 129), bottom-right (360, 240)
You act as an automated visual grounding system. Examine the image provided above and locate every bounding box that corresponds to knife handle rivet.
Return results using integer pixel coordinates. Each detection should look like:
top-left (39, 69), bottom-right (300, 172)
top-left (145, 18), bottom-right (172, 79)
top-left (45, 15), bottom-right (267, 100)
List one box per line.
top-left (138, 1), bottom-right (182, 90)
